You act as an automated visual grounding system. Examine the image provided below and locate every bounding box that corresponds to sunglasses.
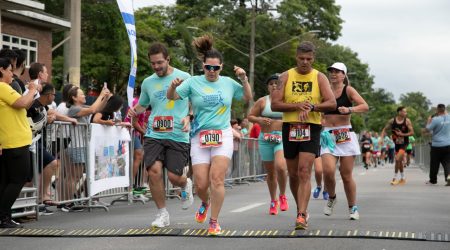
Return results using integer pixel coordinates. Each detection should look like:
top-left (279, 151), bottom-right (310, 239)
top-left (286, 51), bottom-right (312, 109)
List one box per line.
top-left (204, 64), bottom-right (221, 72)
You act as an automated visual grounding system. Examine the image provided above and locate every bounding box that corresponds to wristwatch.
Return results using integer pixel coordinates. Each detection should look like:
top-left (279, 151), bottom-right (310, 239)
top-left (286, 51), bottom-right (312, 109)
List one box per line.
top-left (310, 104), bottom-right (315, 112)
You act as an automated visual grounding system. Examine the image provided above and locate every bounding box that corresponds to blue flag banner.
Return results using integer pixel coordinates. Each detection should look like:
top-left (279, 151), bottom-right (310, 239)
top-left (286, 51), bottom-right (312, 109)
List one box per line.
top-left (116, 0), bottom-right (137, 107)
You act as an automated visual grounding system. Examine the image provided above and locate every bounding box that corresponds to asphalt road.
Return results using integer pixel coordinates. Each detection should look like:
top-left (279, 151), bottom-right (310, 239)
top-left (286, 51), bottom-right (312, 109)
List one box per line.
top-left (1, 162), bottom-right (449, 250)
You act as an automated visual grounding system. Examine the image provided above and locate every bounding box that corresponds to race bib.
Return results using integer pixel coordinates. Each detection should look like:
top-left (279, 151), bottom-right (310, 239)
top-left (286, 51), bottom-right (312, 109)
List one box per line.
top-left (263, 133), bottom-right (282, 144)
top-left (289, 124), bottom-right (310, 142)
top-left (199, 130), bottom-right (223, 148)
top-left (363, 144), bottom-right (371, 149)
top-left (153, 116), bottom-right (174, 132)
top-left (332, 128), bottom-right (351, 144)
top-left (395, 136), bottom-right (404, 144)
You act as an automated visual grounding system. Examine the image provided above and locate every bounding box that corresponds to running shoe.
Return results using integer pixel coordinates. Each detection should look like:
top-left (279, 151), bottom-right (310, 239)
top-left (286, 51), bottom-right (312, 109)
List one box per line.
top-left (349, 205), bottom-right (360, 220)
top-left (195, 202), bottom-right (209, 223)
top-left (181, 178), bottom-right (194, 210)
top-left (322, 191), bottom-right (329, 200)
top-left (279, 195), bottom-right (289, 211)
top-left (324, 196), bottom-right (337, 216)
top-left (295, 213), bottom-right (309, 230)
top-left (312, 186), bottom-right (321, 199)
top-left (151, 211), bottom-right (170, 228)
top-left (38, 205), bottom-right (54, 216)
top-left (390, 178), bottom-right (400, 185)
top-left (0, 218), bottom-right (23, 228)
top-left (269, 200), bottom-right (278, 215)
top-left (208, 221), bottom-right (222, 236)
top-left (398, 178), bottom-right (406, 185)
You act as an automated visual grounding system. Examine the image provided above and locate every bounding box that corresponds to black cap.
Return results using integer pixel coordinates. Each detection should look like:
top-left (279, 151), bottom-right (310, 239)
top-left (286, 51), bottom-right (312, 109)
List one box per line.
top-left (265, 74), bottom-right (279, 85)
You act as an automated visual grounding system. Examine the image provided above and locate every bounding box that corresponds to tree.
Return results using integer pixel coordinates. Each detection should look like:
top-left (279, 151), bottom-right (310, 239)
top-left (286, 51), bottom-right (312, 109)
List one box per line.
top-left (277, 0), bottom-right (343, 40)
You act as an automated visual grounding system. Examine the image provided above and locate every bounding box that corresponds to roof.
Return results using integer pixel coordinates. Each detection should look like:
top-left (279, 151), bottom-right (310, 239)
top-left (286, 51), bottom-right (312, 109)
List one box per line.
top-left (0, 0), bottom-right (70, 31)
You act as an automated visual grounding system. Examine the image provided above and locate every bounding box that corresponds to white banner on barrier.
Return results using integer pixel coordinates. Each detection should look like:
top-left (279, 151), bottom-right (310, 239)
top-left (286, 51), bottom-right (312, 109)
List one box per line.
top-left (88, 124), bottom-right (131, 196)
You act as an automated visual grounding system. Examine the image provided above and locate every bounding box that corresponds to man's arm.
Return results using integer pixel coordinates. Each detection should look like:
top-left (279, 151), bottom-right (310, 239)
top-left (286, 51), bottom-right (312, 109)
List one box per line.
top-left (404, 118), bottom-right (414, 136)
top-left (380, 118), bottom-right (394, 141)
top-left (314, 72), bottom-right (336, 112)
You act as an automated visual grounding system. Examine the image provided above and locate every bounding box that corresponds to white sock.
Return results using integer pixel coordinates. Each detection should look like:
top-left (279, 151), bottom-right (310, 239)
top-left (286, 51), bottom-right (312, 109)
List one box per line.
top-left (158, 207), bottom-right (168, 214)
top-left (400, 172), bottom-right (404, 179)
top-left (394, 173), bottom-right (399, 180)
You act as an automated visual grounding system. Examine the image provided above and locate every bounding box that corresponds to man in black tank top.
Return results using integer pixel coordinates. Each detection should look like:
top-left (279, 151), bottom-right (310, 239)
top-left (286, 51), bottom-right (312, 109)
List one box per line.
top-left (381, 106), bottom-right (414, 185)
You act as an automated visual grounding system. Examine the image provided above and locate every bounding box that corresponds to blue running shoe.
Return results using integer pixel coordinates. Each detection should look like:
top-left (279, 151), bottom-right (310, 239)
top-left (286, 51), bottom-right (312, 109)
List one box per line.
top-left (323, 191), bottom-right (329, 200)
top-left (313, 186), bottom-right (321, 199)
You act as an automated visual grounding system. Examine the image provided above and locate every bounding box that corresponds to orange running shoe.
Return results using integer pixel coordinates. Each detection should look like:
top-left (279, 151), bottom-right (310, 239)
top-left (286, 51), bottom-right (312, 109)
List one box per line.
top-left (279, 195), bottom-right (289, 211)
top-left (398, 178), bottom-right (406, 185)
top-left (295, 213), bottom-right (309, 230)
top-left (390, 178), bottom-right (399, 185)
top-left (195, 202), bottom-right (209, 223)
top-left (207, 221), bottom-right (222, 236)
top-left (269, 200), bottom-right (279, 215)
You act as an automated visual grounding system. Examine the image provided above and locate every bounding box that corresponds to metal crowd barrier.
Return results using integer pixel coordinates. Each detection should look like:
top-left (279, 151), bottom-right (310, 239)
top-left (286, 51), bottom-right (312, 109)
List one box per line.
top-left (414, 143), bottom-right (430, 168)
top-left (227, 138), bottom-right (264, 186)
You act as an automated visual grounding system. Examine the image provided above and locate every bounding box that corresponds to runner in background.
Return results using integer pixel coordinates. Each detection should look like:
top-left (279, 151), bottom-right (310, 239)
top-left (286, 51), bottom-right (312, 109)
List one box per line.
top-left (248, 74), bottom-right (289, 215)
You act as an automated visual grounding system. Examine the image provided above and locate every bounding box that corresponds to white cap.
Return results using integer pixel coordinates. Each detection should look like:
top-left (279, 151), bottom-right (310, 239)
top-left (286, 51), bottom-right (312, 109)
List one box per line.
top-left (327, 62), bottom-right (347, 75)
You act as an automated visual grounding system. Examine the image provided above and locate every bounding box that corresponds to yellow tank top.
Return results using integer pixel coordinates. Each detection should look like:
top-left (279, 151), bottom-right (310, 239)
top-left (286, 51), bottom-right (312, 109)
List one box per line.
top-left (282, 68), bottom-right (322, 124)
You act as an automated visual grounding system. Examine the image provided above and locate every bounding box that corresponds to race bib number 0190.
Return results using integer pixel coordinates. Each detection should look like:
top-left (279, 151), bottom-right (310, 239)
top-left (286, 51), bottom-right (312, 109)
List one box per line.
top-left (263, 133), bottom-right (282, 144)
top-left (288, 124), bottom-right (310, 142)
top-left (153, 116), bottom-right (174, 132)
top-left (199, 130), bottom-right (223, 148)
top-left (333, 128), bottom-right (351, 144)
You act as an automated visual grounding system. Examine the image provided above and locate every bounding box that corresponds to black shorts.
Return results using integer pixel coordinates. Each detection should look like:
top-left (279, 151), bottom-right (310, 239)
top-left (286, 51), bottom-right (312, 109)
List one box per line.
top-left (406, 149), bottom-right (412, 155)
top-left (30, 143), bottom-right (56, 174)
top-left (51, 138), bottom-right (71, 157)
top-left (282, 123), bottom-right (321, 159)
top-left (2, 145), bottom-right (33, 182)
top-left (395, 144), bottom-right (407, 153)
top-left (143, 137), bottom-right (189, 176)
top-left (361, 148), bottom-right (371, 154)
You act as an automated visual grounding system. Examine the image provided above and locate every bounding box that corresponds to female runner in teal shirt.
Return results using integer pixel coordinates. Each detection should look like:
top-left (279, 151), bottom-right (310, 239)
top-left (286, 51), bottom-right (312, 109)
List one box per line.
top-left (167, 35), bottom-right (252, 236)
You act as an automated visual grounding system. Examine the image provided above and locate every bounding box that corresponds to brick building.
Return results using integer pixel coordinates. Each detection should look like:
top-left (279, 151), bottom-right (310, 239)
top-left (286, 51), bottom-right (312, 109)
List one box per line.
top-left (0, 0), bottom-right (70, 83)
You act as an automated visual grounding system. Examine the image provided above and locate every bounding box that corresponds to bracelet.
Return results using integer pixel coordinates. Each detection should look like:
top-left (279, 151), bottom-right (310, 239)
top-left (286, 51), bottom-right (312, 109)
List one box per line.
top-left (310, 104), bottom-right (315, 112)
top-left (348, 107), bottom-right (353, 113)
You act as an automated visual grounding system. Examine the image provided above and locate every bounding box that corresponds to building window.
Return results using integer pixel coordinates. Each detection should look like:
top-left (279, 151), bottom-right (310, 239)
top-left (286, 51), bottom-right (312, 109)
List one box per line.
top-left (1, 34), bottom-right (38, 66)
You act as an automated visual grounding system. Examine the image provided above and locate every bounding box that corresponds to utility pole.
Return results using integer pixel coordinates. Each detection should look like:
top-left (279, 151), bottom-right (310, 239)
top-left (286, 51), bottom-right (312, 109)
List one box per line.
top-left (68, 0), bottom-right (81, 87)
top-left (63, 0), bottom-right (70, 85)
top-left (249, 3), bottom-right (256, 104)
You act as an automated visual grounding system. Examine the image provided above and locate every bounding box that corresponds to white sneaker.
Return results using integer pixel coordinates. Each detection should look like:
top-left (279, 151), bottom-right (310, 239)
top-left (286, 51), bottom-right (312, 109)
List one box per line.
top-left (181, 178), bottom-right (194, 210)
top-left (151, 211), bottom-right (170, 228)
top-left (349, 205), bottom-right (360, 220)
top-left (133, 194), bottom-right (150, 202)
top-left (323, 197), bottom-right (337, 216)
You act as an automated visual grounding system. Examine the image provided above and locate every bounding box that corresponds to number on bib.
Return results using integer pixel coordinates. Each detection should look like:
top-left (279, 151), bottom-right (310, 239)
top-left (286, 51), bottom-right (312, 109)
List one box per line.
top-left (333, 128), bottom-right (351, 144)
top-left (153, 116), bottom-right (174, 132)
top-left (288, 124), bottom-right (310, 142)
top-left (199, 130), bottom-right (223, 148)
top-left (263, 133), bottom-right (282, 144)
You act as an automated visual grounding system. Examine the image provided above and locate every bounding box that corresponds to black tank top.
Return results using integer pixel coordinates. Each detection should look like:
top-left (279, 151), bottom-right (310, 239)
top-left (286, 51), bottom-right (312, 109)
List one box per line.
top-left (391, 117), bottom-right (409, 145)
top-left (324, 85), bottom-right (352, 115)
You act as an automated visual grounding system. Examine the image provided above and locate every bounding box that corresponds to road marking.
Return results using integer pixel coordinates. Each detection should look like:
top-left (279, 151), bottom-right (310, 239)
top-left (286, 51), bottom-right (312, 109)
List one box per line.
top-left (359, 172), bottom-right (366, 176)
top-left (231, 203), bottom-right (265, 213)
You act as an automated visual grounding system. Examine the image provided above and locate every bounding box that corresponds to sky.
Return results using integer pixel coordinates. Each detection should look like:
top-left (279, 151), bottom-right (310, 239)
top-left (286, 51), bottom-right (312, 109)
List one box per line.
top-left (132, 0), bottom-right (450, 106)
